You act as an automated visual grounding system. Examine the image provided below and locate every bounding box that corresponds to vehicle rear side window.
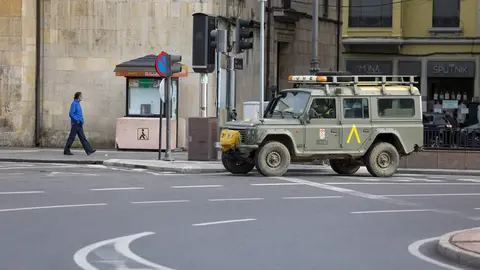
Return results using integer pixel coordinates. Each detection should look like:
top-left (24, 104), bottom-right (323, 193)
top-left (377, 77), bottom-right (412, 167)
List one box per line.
top-left (343, 98), bottom-right (369, 119)
top-left (378, 98), bottom-right (415, 117)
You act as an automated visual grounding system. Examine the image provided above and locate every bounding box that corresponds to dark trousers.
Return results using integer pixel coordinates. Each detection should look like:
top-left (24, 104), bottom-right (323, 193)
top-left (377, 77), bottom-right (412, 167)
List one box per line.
top-left (64, 123), bottom-right (94, 154)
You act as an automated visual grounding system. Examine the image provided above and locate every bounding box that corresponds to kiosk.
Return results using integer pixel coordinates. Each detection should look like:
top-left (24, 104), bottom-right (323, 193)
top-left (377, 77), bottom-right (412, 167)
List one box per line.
top-left (113, 54), bottom-right (188, 150)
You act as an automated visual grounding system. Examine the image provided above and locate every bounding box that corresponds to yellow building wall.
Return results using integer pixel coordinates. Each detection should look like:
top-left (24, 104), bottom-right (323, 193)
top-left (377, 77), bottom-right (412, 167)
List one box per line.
top-left (403, 0), bottom-right (478, 38)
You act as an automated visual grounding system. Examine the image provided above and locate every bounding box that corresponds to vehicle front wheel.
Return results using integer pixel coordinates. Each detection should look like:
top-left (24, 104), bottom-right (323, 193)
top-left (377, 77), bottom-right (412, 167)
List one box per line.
top-left (364, 142), bottom-right (399, 177)
top-left (330, 159), bottom-right (360, 175)
top-left (221, 152), bottom-right (254, 175)
top-left (255, 141), bottom-right (291, 177)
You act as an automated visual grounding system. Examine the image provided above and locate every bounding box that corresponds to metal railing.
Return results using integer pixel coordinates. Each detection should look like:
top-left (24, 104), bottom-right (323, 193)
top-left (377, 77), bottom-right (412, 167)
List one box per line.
top-left (424, 128), bottom-right (480, 150)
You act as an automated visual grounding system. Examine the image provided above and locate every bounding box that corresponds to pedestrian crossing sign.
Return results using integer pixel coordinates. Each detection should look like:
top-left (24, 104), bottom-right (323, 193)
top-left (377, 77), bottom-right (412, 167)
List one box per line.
top-left (137, 128), bottom-right (149, 140)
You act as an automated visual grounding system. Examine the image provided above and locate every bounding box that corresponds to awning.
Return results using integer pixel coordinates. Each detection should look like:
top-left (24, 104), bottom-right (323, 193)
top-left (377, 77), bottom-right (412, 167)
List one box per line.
top-left (114, 54), bottom-right (188, 77)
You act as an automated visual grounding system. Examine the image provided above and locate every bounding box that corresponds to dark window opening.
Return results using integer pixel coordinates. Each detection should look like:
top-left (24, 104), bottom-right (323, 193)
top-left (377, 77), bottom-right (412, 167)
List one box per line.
top-left (432, 0), bottom-right (460, 27)
top-left (348, 0), bottom-right (393, 27)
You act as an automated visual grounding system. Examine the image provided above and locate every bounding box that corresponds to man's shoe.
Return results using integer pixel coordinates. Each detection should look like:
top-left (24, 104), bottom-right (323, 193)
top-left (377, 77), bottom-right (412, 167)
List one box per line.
top-left (64, 152), bottom-right (73, 155)
top-left (87, 150), bottom-right (96, 155)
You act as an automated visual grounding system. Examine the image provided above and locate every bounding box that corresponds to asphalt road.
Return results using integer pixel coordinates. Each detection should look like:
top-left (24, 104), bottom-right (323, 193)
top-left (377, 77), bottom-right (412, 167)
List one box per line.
top-left (0, 162), bottom-right (479, 270)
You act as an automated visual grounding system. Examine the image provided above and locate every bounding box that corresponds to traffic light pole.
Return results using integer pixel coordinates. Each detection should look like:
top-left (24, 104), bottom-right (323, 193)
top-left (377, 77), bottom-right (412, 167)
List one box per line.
top-left (200, 73), bottom-right (208, 117)
top-left (259, 0), bottom-right (266, 121)
top-left (310, 0), bottom-right (320, 75)
top-left (228, 55), bottom-right (236, 121)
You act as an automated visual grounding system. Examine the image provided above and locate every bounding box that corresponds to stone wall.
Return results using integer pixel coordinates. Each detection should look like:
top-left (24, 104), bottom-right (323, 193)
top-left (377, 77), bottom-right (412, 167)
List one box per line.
top-left (0, 0), bottom-right (341, 148)
top-left (0, 0), bottom-right (37, 146)
top-left (400, 150), bottom-right (480, 170)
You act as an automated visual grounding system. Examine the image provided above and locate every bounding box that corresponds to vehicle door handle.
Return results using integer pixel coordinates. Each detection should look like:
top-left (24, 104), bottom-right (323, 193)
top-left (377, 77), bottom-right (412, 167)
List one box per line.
top-left (331, 130), bottom-right (337, 133)
top-left (363, 129), bottom-right (370, 133)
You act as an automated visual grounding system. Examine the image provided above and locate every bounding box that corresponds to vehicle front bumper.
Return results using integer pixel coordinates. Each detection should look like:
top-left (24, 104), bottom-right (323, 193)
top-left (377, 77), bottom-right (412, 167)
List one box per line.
top-left (214, 142), bottom-right (259, 151)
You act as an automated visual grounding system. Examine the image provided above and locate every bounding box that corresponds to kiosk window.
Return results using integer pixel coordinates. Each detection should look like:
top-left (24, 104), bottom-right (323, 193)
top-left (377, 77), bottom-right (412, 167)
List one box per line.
top-left (126, 78), bottom-right (178, 117)
top-left (343, 98), bottom-right (369, 119)
top-left (378, 98), bottom-right (415, 117)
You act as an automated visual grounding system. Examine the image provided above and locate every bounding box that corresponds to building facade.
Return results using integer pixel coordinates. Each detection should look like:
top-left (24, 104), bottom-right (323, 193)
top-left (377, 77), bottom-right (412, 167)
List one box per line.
top-left (342, 0), bottom-right (480, 115)
top-left (0, 0), bottom-right (341, 148)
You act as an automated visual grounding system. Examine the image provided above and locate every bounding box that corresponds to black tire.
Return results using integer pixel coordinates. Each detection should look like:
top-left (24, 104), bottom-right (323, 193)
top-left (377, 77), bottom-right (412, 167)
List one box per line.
top-left (364, 142), bottom-right (399, 177)
top-left (221, 152), bottom-right (254, 175)
top-left (330, 159), bottom-right (360, 175)
top-left (255, 141), bottom-right (291, 177)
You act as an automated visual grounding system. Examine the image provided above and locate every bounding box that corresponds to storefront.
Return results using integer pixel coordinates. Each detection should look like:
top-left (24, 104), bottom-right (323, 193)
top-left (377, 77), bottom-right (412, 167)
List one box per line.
top-left (113, 54), bottom-right (188, 150)
top-left (346, 60), bottom-right (393, 79)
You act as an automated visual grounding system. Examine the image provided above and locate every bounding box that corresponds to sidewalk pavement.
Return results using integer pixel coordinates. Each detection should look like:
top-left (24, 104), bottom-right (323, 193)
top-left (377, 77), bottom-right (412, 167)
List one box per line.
top-left (2, 148), bottom-right (480, 175)
top-left (437, 227), bottom-right (480, 268)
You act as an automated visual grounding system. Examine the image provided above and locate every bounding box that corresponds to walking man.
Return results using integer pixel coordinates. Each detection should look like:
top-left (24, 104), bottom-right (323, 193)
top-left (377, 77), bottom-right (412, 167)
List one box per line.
top-left (64, 92), bottom-right (96, 155)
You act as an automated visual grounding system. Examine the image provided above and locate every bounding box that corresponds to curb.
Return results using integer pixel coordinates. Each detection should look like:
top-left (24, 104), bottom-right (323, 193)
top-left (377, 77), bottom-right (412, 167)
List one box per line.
top-left (0, 158), bottom-right (103, 165)
top-left (102, 161), bottom-right (227, 174)
top-left (396, 168), bottom-right (480, 176)
top-left (102, 161), bottom-right (333, 174)
top-left (437, 227), bottom-right (480, 269)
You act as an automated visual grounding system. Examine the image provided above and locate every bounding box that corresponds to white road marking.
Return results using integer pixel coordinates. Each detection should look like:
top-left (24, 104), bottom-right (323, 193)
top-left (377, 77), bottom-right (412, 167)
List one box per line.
top-left (171, 185), bottom-right (223, 188)
top-left (208, 198), bottom-right (264, 202)
top-left (90, 187), bottom-right (145, 191)
top-left (282, 196), bottom-right (343, 200)
top-left (275, 176), bottom-right (418, 206)
top-left (87, 164), bottom-right (108, 169)
top-left (458, 178), bottom-right (480, 183)
top-left (0, 191), bottom-right (44, 195)
top-left (132, 168), bottom-right (146, 172)
top-left (325, 182), bottom-right (480, 185)
top-left (250, 183), bottom-right (304, 186)
top-left (0, 165), bottom-right (78, 170)
top-left (0, 163), bottom-right (34, 167)
top-left (408, 237), bottom-right (467, 270)
top-left (384, 193), bottom-right (480, 197)
top-left (131, 200), bottom-right (190, 204)
top-left (74, 231), bottom-right (176, 270)
top-left (475, 208), bottom-right (480, 210)
top-left (0, 203), bottom-right (107, 213)
top-left (193, 218), bottom-right (256, 227)
top-left (351, 209), bottom-right (433, 214)
top-left (48, 172), bottom-right (97, 177)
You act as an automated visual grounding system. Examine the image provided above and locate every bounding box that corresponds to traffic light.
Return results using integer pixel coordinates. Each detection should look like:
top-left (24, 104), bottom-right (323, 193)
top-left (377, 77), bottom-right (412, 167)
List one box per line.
top-left (235, 19), bottom-right (254, 53)
top-left (192, 13), bottom-right (216, 73)
top-left (166, 55), bottom-right (182, 76)
top-left (209, 29), bottom-right (227, 52)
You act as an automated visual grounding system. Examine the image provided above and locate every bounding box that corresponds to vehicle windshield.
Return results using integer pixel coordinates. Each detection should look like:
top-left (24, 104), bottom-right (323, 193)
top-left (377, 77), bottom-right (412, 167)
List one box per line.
top-left (265, 91), bottom-right (310, 118)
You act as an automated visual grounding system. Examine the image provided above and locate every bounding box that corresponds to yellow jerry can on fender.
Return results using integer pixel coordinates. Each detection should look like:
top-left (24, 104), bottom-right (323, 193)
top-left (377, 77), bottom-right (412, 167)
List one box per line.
top-left (220, 129), bottom-right (241, 152)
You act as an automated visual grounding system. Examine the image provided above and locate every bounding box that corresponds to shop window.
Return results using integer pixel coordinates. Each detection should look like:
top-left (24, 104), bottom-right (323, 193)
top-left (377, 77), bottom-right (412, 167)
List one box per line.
top-left (432, 0), bottom-right (460, 27)
top-left (378, 98), bottom-right (415, 117)
top-left (344, 98), bottom-right (369, 119)
top-left (127, 78), bottom-right (178, 117)
top-left (348, 0), bottom-right (392, 28)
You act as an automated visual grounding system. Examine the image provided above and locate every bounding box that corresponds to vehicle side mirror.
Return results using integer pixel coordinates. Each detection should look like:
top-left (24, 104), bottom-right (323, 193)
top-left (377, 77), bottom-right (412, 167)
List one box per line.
top-left (308, 109), bottom-right (316, 119)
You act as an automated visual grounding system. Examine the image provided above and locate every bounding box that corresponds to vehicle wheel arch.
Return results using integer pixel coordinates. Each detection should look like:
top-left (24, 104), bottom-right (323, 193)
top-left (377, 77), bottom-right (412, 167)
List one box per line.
top-left (260, 133), bottom-right (296, 157)
top-left (371, 130), bottom-right (408, 155)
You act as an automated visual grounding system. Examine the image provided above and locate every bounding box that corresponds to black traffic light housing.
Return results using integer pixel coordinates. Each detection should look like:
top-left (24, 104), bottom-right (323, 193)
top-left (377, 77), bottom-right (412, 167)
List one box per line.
top-left (166, 55), bottom-right (182, 76)
top-left (192, 13), bottom-right (217, 73)
top-left (235, 19), bottom-right (254, 53)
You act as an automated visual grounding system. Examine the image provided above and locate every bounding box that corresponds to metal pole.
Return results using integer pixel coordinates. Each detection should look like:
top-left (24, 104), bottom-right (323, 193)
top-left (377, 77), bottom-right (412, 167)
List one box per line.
top-left (259, 0), bottom-right (266, 120)
top-left (229, 55), bottom-right (236, 121)
top-left (200, 73), bottom-right (208, 117)
top-left (310, 0), bottom-right (319, 75)
top-left (164, 76), bottom-right (173, 161)
top-left (158, 78), bottom-right (164, 160)
top-left (216, 51), bottom-right (222, 119)
top-left (158, 94), bottom-right (163, 160)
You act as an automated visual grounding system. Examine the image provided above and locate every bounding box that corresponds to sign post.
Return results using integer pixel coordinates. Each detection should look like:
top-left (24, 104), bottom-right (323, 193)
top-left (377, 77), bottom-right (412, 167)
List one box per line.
top-left (155, 52), bottom-right (168, 160)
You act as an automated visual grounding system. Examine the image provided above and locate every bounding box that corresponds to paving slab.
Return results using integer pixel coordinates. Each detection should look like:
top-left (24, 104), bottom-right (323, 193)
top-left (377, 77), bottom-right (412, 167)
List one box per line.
top-left (437, 227), bottom-right (480, 269)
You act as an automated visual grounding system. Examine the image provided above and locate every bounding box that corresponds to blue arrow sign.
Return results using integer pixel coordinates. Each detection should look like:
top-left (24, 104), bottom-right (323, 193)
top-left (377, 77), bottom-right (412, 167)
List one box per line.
top-left (155, 52), bottom-right (168, 77)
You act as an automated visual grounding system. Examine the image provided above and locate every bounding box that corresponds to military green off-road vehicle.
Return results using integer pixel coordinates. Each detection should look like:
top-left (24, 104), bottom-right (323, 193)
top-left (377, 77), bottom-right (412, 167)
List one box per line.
top-left (218, 74), bottom-right (423, 177)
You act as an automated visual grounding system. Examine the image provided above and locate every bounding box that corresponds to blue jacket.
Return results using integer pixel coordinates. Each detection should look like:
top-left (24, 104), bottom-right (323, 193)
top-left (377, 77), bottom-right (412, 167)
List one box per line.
top-left (69, 99), bottom-right (84, 125)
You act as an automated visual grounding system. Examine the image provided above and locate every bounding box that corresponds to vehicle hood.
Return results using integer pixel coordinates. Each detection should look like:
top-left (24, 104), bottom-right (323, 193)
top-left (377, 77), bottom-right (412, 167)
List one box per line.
top-left (223, 118), bottom-right (300, 128)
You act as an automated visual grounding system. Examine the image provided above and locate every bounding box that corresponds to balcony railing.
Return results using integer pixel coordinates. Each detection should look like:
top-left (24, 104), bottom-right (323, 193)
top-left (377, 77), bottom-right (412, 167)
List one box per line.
top-left (423, 128), bottom-right (480, 150)
top-left (348, 16), bottom-right (392, 28)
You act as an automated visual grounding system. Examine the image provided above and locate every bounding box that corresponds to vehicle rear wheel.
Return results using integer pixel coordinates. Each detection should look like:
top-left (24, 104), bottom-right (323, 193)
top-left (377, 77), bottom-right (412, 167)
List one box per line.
top-left (221, 152), bottom-right (254, 175)
top-left (330, 159), bottom-right (360, 175)
top-left (364, 142), bottom-right (399, 177)
top-left (255, 141), bottom-right (291, 177)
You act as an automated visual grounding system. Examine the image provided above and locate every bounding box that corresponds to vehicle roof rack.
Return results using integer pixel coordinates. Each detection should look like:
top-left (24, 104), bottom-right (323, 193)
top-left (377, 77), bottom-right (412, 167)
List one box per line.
top-left (287, 75), bottom-right (419, 95)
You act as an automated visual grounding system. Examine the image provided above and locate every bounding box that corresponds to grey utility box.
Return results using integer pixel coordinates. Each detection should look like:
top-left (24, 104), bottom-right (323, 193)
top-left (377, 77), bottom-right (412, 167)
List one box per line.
top-left (187, 117), bottom-right (218, 161)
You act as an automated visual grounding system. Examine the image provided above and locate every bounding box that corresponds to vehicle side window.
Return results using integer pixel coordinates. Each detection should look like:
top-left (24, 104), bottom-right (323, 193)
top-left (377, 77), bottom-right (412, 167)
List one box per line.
top-left (309, 98), bottom-right (336, 119)
top-left (343, 98), bottom-right (369, 119)
top-left (378, 98), bottom-right (415, 117)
